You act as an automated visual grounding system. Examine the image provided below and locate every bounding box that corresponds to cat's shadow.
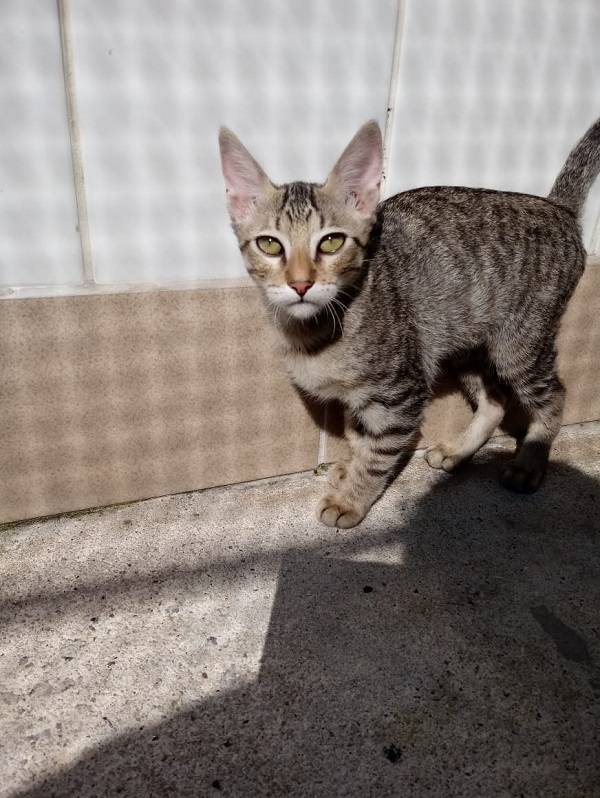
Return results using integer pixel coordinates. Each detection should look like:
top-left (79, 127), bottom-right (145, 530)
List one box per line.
top-left (15, 457), bottom-right (600, 797)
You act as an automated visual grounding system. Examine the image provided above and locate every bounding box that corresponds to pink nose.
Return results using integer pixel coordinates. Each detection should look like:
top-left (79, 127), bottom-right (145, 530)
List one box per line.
top-left (289, 281), bottom-right (314, 297)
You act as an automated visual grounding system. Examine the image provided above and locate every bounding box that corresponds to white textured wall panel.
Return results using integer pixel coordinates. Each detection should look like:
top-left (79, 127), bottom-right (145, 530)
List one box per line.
top-left (0, 1), bottom-right (83, 289)
top-left (4, 1), bottom-right (599, 291)
top-left (71, 0), bottom-right (398, 284)
top-left (386, 0), bottom-right (600, 247)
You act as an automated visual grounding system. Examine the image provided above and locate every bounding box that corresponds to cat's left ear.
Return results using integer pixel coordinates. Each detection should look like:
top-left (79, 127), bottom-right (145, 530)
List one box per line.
top-left (219, 128), bottom-right (272, 223)
top-left (326, 121), bottom-right (383, 217)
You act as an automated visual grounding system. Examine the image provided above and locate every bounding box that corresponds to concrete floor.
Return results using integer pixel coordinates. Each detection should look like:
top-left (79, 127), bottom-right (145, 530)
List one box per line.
top-left (1, 425), bottom-right (599, 798)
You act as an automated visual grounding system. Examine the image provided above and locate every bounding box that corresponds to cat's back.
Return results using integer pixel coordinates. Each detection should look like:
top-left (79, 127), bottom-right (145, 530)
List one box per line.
top-left (376, 184), bottom-right (585, 294)
top-left (364, 184), bottom-right (586, 371)
top-left (380, 184), bottom-right (580, 247)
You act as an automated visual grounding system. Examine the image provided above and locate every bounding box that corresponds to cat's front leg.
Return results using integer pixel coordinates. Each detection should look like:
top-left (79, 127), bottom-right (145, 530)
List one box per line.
top-left (317, 401), bottom-right (423, 528)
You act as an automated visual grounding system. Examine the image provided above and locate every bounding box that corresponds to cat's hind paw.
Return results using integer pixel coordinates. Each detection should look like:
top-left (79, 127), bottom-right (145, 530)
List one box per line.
top-left (317, 493), bottom-right (365, 529)
top-left (424, 444), bottom-right (463, 472)
top-left (499, 461), bottom-right (544, 493)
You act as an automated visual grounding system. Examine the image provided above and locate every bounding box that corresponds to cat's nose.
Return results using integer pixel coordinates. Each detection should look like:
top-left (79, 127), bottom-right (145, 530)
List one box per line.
top-left (288, 280), bottom-right (314, 297)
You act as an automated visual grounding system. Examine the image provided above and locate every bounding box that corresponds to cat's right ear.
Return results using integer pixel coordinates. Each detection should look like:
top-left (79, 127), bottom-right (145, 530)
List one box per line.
top-left (219, 128), bottom-right (271, 223)
top-left (326, 121), bottom-right (383, 218)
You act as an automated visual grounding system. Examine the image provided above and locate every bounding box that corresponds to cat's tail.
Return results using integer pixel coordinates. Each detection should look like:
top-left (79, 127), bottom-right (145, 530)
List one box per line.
top-left (548, 116), bottom-right (600, 218)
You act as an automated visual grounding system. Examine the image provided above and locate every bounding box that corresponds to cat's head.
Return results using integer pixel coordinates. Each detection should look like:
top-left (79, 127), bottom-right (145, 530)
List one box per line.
top-left (218, 122), bottom-right (383, 322)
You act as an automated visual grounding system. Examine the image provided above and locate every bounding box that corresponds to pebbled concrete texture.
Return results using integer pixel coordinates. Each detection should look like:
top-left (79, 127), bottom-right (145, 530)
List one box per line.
top-left (1, 424), bottom-right (599, 798)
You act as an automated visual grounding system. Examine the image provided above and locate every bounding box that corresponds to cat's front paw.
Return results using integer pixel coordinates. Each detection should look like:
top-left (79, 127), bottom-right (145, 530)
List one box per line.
top-left (317, 493), bottom-right (365, 529)
top-left (424, 444), bottom-right (462, 472)
top-left (499, 461), bottom-right (544, 493)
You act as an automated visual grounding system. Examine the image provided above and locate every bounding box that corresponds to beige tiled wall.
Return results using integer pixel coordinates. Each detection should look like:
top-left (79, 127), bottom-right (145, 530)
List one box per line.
top-left (0, 288), bottom-right (319, 525)
top-left (1, 257), bottom-right (599, 525)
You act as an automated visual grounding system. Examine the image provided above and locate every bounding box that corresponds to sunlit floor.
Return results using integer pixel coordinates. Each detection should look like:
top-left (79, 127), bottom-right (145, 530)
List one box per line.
top-left (1, 424), bottom-right (599, 798)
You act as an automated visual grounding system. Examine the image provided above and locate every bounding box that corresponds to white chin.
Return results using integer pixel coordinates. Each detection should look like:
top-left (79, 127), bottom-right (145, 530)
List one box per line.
top-left (285, 302), bottom-right (321, 320)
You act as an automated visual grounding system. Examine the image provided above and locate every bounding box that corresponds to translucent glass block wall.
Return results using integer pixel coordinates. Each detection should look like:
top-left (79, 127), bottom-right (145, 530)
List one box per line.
top-left (0, 0), bottom-right (82, 287)
top-left (387, 0), bottom-right (600, 248)
top-left (71, 0), bottom-right (398, 284)
top-left (1, 0), bottom-right (599, 291)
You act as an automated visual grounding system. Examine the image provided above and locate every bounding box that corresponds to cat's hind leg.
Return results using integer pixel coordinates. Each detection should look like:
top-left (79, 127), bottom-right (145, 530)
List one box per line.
top-left (425, 375), bottom-right (507, 472)
top-left (499, 359), bottom-right (565, 493)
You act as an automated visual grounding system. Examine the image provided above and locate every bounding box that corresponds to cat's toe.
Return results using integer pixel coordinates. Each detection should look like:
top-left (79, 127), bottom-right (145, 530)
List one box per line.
top-left (328, 461), bottom-right (348, 489)
top-left (499, 461), bottom-right (544, 493)
top-left (317, 494), bottom-right (364, 528)
top-left (424, 445), bottom-right (460, 472)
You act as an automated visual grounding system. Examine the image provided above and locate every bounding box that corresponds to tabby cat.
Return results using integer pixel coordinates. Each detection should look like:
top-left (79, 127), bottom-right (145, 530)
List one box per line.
top-left (219, 116), bottom-right (600, 528)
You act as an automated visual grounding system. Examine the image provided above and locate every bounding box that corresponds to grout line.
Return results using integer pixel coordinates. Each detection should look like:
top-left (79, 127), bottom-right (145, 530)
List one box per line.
top-left (318, 0), bottom-right (406, 470)
top-left (0, 275), bottom-right (254, 300)
top-left (317, 425), bottom-right (327, 467)
top-left (380, 0), bottom-right (407, 199)
top-left (57, 0), bottom-right (94, 284)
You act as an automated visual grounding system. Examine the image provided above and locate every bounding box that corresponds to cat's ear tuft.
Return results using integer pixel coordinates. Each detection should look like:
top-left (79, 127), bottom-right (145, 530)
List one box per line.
top-left (327, 121), bottom-right (383, 217)
top-left (218, 127), bottom-right (271, 223)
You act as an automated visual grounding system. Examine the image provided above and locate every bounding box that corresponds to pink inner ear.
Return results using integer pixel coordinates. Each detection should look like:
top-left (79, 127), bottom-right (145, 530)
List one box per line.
top-left (329, 121), bottom-right (383, 217)
top-left (219, 129), bottom-right (270, 222)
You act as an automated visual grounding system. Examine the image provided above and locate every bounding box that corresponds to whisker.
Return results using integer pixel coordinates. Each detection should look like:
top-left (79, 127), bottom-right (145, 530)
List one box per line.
top-left (327, 300), bottom-right (343, 336)
top-left (335, 288), bottom-right (357, 304)
top-left (330, 297), bottom-right (348, 326)
top-left (325, 304), bottom-right (338, 338)
top-left (266, 298), bottom-right (284, 329)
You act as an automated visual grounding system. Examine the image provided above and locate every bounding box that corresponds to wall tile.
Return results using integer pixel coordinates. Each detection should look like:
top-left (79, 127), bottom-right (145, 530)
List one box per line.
top-left (0, 287), bottom-right (319, 524)
top-left (387, 0), bottom-right (600, 247)
top-left (70, 0), bottom-right (398, 284)
top-left (0, 0), bottom-right (82, 288)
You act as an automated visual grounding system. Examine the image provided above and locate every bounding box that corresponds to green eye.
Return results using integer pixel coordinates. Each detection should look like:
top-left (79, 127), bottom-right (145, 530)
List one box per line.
top-left (256, 236), bottom-right (283, 256)
top-left (318, 234), bottom-right (346, 254)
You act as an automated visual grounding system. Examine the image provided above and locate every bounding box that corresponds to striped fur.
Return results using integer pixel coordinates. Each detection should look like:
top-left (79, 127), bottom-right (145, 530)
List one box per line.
top-left (219, 118), bottom-right (600, 528)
